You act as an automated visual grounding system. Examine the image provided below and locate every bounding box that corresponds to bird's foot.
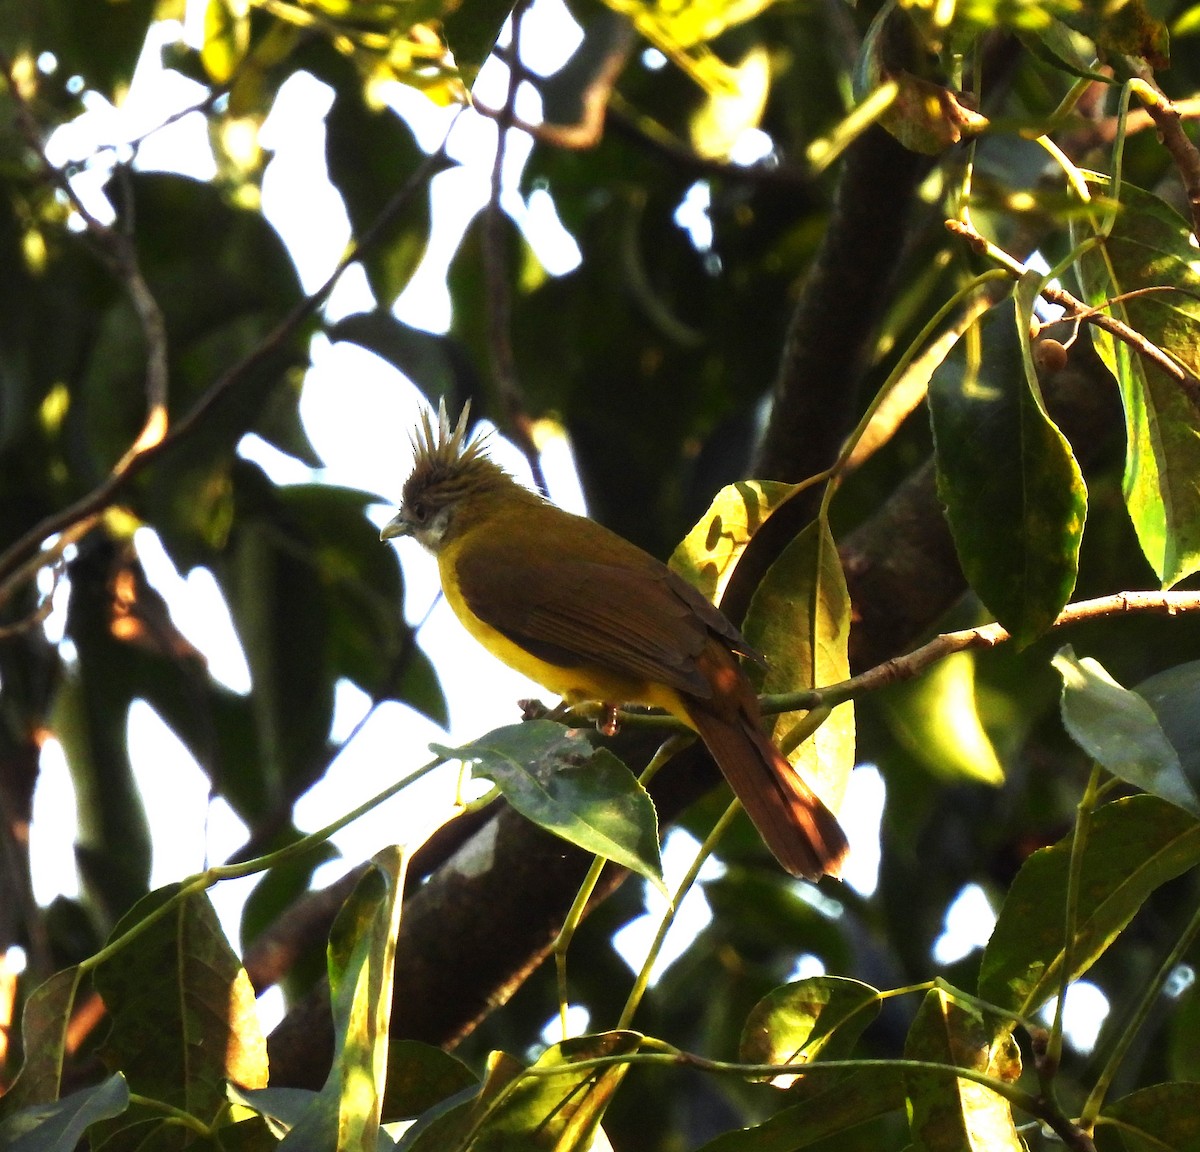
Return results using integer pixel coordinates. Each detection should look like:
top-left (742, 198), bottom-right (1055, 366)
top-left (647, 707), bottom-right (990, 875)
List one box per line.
top-left (521, 699), bottom-right (622, 736)
top-left (597, 704), bottom-right (620, 738)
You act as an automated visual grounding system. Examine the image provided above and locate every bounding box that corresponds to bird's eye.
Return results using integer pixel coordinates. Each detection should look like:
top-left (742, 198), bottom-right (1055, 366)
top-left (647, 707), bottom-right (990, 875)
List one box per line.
top-left (410, 502), bottom-right (428, 523)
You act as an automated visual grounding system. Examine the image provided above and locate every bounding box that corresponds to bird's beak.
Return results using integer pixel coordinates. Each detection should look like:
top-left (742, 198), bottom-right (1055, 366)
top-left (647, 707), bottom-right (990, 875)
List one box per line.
top-left (380, 510), bottom-right (411, 541)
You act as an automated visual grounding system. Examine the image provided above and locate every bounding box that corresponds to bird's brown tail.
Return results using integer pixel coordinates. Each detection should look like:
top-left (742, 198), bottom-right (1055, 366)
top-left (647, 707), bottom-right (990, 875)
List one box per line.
top-left (684, 703), bottom-right (849, 880)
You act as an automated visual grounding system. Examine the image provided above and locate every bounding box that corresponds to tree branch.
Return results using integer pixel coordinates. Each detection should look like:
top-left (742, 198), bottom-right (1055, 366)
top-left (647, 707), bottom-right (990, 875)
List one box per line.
top-left (482, 0), bottom-right (548, 493)
top-left (0, 119), bottom-right (457, 606)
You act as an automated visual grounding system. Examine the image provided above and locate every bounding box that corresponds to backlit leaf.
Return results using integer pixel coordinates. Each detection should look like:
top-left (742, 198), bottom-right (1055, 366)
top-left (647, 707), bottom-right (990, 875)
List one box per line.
top-left (276, 847), bottom-right (408, 1150)
top-left (1077, 179), bottom-right (1200, 586)
top-left (669, 479), bottom-right (795, 605)
top-left (879, 650), bottom-right (1005, 786)
top-left (903, 988), bottom-right (1023, 1152)
top-left (978, 796), bottom-right (1200, 1016)
top-left (92, 885), bottom-right (267, 1144)
top-left (467, 1032), bottom-right (641, 1150)
top-left (201, 0), bottom-right (249, 85)
top-left (743, 518), bottom-right (853, 810)
top-left (741, 976), bottom-right (880, 1083)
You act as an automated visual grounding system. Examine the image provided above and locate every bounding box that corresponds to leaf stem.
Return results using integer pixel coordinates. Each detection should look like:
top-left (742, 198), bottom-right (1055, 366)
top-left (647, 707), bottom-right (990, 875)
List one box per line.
top-left (552, 734), bottom-right (689, 1038)
top-left (126, 1093), bottom-right (213, 1137)
top-left (1080, 892), bottom-right (1200, 1127)
top-left (617, 798), bottom-right (741, 1030)
top-left (1046, 766), bottom-right (1102, 1078)
top-left (77, 752), bottom-right (447, 975)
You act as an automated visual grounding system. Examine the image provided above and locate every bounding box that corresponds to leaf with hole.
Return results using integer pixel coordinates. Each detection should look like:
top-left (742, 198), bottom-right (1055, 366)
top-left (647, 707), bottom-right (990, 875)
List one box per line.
top-left (434, 722), bottom-right (665, 893)
top-left (903, 988), bottom-right (1023, 1152)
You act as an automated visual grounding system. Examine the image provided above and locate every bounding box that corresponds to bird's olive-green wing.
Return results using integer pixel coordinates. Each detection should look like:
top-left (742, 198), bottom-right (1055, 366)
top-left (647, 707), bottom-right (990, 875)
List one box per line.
top-left (451, 534), bottom-right (741, 700)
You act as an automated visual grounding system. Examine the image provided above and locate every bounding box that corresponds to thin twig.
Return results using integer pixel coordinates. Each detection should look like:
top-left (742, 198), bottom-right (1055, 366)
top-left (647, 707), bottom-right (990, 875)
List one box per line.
top-left (810, 589), bottom-right (1200, 711)
top-left (1, 51), bottom-right (170, 467)
top-left (597, 590), bottom-right (1200, 728)
top-left (946, 217), bottom-right (1200, 404)
top-left (1128, 70), bottom-right (1200, 239)
top-left (482, 0), bottom-right (547, 493)
top-left (0, 110), bottom-right (461, 604)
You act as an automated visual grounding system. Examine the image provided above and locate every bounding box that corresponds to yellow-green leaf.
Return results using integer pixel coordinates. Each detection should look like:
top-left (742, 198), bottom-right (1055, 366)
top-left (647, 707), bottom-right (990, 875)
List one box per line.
top-left (743, 518), bottom-right (854, 810)
top-left (669, 479), bottom-right (795, 605)
top-left (880, 650), bottom-right (1005, 786)
top-left (201, 0), bottom-right (249, 85)
top-left (1077, 179), bottom-right (1200, 587)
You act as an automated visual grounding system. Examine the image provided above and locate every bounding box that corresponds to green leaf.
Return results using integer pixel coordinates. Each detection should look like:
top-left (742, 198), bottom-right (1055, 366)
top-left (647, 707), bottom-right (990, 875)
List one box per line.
top-left (689, 47), bottom-right (770, 161)
top-left (694, 1067), bottom-right (907, 1151)
top-left (85, 172), bottom-right (305, 468)
top-left (326, 83), bottom-right (434, 306)
top-left (606, 0), bottom-right (781, 53)
top-left (1053, 646), bottom-right (1199, 815)
top-left (433, 722), bottom-right (665, 893)
top-left (280, 483), bottom-right (446, 723)
top-left (878, 650), bottom-right (1005, 786)
top-left (1077, 179), bottom-right (1200, 586)
top-left (52, 656), bottom-right (151, 926)
top-left (221, 464), bottom-right (336, 804)
top-left (92, 885), bottom-right (267, 1142)
top-left (903, 988), bottom-right (1023, 1152)
top-left (669, 479), bottom-right (795, 606)
top-left (0, 0), bottom-right (157, 98)
top-left (978, 796), bottom-right (1200, 1016)
top-left (1097, 1082), bottom-right (1200, 1152)
top-left (929, 295), bottom-right (1086, 647)
top-left (741, 976), bottom-right (880, 1082)
top-left (0, 1073), bottom-right (130, 1152)
top-left (201, 0), bottom-right (250, 85)
top-left (854, 2), bottom-right (988, 155)
top-left (1016, 19), bottom-right (1111, 82)
top-left (0, 966), bottom-right (83, 1116)
top-left (466, 1032), bottom-right (641, 1150)
top-left (743, 517), bottom-right (854, 810)
top-left (1136, 659), bottom-right (1200, 790)
top-left (327, 311), bottom-right (456, 405)
top-left (1169, 985), bottom-right (1200, 1081)
top-left (442, 0), bottom-right (514, 84)
top-left (382, 1041), bottom-right (478, 1122)
top-left (277, 847), bottom-right (409, 1150)
top-left (231, 1084), bottom-right (321, 1131)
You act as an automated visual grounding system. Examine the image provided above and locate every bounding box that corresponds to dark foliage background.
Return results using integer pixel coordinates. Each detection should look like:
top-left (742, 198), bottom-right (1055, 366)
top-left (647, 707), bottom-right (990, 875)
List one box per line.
top-left (2, 0), bottom-right (1200, 1147)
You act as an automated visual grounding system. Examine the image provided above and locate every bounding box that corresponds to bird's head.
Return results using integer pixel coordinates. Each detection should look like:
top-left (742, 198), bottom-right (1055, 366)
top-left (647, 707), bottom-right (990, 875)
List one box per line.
top-left (380, 401), bottom-right (515, 554)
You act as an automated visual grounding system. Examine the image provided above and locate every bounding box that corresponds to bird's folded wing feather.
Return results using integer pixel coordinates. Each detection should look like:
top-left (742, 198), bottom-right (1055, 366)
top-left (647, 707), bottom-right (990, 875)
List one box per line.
top-left (453, 542), bottom-right (721, 698)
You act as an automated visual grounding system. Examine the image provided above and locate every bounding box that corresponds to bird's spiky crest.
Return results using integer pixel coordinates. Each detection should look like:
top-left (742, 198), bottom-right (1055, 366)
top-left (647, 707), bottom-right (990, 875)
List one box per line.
top-left (410, 399), bottom-right (486, 472)
top-left (403, 398), bottom-right (511, 509)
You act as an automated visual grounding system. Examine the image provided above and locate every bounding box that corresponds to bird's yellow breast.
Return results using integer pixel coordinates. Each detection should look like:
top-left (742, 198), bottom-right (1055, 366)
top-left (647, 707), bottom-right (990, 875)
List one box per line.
top-left (436, 536), bottom-right (687, 718)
